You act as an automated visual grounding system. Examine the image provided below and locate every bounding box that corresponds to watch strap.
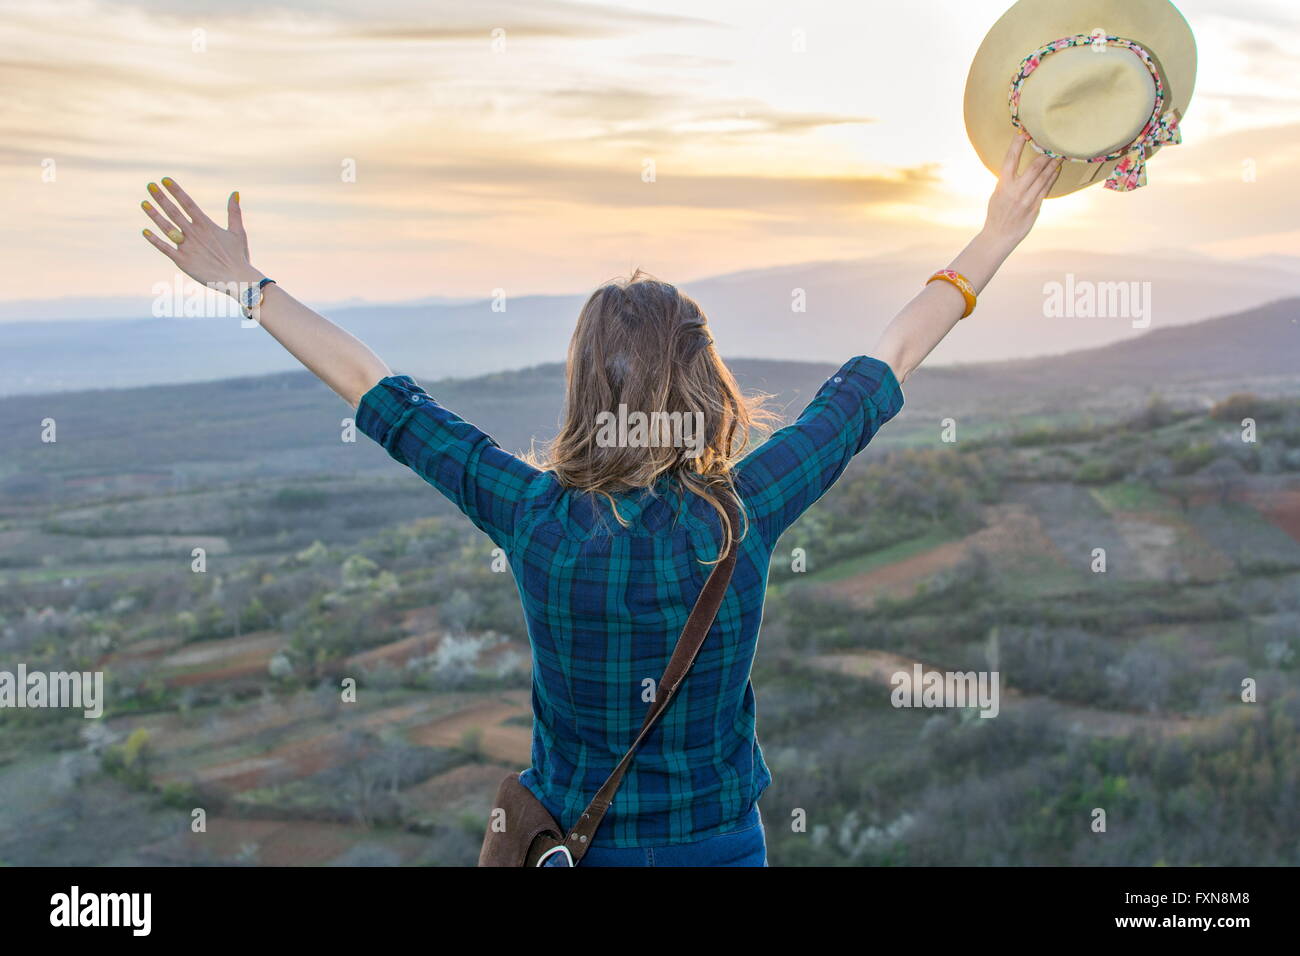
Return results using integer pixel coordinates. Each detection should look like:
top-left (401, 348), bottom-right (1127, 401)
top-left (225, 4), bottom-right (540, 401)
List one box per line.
top-left (242, 277), bottom-right (275, 317)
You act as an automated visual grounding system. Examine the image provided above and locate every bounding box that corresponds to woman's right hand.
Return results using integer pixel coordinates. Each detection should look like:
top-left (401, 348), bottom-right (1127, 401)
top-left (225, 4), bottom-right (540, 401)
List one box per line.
top-left (982, 133), bottom-right (1063, 249)
top-left (138, 176), bottom-right (391, 407)
top-left (140, 178), bottom-right (264, 295)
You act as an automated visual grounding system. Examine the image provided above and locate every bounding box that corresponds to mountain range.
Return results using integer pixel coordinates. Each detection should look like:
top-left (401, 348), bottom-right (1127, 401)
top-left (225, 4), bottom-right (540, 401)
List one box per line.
top-left (2, 297), bottom-right (1295, 500)
top-left (1, 249), bottom-right (1296, 397)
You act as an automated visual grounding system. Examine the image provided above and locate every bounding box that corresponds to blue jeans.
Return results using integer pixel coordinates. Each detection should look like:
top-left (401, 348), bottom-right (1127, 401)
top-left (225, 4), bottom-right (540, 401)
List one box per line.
top-left (569, 807), bottom-right (767, 867)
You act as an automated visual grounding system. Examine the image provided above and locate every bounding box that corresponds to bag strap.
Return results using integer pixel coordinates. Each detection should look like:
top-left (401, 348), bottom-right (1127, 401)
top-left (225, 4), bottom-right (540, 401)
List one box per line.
top-left (561, 496), bottom-right (740, 863)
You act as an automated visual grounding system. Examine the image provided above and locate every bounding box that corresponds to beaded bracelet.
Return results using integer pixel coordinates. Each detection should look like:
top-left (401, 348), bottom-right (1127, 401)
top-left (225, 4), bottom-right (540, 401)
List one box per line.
top-left (926, 269), bottom-right (977, 318)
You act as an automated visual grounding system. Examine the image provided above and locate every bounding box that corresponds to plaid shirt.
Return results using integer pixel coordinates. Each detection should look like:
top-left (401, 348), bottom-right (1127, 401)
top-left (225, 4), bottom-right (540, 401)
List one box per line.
top-left (355, 355), bottom-right (904, 846)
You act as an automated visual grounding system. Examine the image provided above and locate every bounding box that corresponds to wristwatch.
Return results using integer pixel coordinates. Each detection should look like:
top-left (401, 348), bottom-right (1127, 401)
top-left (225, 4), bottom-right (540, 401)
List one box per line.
top-left (240, 277), bottom-right (276, 318)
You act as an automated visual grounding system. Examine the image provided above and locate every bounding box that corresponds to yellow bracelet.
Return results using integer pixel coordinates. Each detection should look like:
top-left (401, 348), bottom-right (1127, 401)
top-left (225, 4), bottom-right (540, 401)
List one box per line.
top-left (926, 269), bottom-right (977, 319)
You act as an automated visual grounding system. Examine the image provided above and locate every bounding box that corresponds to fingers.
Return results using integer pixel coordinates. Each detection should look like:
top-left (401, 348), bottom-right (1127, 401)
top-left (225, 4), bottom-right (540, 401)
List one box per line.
top-left (160, 176), bottom-right (213, 226)
top-left (147, 180), bottom-right (190, 230)
top-left (140, 199), bottom-right (185, 244)
top-left (1029, 156), bottom-right (1065, 198)
top-left (1041, 162), bottom-right (1064, 199)
top-left (141, 227), bottom-right (180, 262)
top-left (1000, 131), bottom-right (1028, 180)
top-left (1018, 150), bottom-right (1053, 184)
top-left (226, 191), bottom-right (246, 239)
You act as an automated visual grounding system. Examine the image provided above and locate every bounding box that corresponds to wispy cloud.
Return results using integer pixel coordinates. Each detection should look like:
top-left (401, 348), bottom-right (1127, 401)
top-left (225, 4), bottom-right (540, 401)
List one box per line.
top-left (3, 0), bottom-right (1300, 303)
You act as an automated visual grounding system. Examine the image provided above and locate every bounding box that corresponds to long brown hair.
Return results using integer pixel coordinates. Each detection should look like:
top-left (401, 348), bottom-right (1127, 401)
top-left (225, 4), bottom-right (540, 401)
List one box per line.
top-left (527, 269), bottom-right (774, 563)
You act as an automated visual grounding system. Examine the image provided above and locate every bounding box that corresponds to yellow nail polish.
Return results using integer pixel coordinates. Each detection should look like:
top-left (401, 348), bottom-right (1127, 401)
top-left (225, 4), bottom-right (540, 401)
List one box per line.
top-left (148, 182), bottom-right (160, 194)
top-left (167, 228), bottom-right (184, 243)
top-left (162, 177), bottom-right (175, 188)
top-left (233, 191), bottom-right (239, 203)
top-left (141, 200), bottom-right (153, 212)
top-left (143, 228), bottom-right (154, 238)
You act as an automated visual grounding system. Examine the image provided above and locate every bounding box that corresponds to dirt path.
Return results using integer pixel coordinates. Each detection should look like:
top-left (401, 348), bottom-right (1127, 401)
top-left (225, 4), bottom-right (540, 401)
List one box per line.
top-left (819, 539), bottom-right (970, 606)
top-left (407, 692), bottom-right (530, 765)
top-left (151, 630), bottom-right (284, 688)
top-left (1249, 486), bottom-right (1300, 543)
top-left (154, 696), bottom-right (468, 791)
top-left (818, 504), bottom-right (1064, 607)
top-left (344, 633), bottom-right (443, 670)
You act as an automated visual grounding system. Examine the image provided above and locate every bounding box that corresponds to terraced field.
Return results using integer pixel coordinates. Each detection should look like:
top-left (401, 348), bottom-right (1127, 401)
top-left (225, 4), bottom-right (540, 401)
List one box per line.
top-left (43, 614), bottom-right (537, 865)
top-left (805, 476), bottom-right (1300, 610)
top-left (807, 650), bottom-right (1217, 738)
top-left (4, 367), bottom-right (1298, 866)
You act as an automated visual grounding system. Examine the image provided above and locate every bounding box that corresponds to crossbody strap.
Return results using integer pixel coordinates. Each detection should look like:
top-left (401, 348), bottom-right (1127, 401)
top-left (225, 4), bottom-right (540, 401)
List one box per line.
top-left (562, 496), bottom-right (740, 862)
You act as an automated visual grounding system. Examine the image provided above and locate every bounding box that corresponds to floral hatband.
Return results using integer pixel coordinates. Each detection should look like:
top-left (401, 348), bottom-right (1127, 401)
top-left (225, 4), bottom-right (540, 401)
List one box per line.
top-left (1008, 32), bottom-right (1182, 192)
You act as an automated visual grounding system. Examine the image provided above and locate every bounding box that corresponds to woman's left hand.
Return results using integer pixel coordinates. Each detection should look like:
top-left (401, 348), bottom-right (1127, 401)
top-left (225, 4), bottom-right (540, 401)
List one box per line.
top-left (140, 178), bottom-right (263, 293)
top-left (982, 133), bottom-right (1062, 249)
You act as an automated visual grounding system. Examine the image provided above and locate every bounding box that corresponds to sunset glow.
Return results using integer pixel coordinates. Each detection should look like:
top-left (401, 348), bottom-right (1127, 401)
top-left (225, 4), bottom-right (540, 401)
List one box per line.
top-left (3, 0), bottom-right (1299, 304)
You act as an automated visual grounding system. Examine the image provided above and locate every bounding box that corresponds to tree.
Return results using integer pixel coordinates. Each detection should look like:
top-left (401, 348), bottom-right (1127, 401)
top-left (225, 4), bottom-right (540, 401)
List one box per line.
top-left (341, 554), bottom-right (380, 590)
top-left (441, 589), bottom-right (477, 633)
top-left (1199, 456), bottom-right (1247, 506)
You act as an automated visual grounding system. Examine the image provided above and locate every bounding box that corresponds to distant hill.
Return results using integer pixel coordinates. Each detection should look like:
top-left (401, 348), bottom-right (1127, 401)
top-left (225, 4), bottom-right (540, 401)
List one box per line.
top-left (899, 296), bottom-right (1300, 416)
top-left (1, 297), bottom-right (1296, 502)
top-left (1, 250), bottom-right (1296, 396)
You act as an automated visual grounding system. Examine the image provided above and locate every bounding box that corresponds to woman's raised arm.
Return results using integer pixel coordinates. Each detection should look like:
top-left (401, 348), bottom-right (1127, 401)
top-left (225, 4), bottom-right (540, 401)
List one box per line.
top-left (873, 134), bottom-right (1062, 384)
top-left (139, 178), bottom-right (390, 407)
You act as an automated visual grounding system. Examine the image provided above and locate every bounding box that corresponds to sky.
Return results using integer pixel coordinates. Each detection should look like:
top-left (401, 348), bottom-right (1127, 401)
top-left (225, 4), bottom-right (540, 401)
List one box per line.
top-left (3, 0), bottom-right (1300, 307)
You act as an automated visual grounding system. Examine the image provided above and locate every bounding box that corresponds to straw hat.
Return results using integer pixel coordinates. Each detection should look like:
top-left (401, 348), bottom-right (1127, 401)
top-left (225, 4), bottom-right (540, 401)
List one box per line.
top-left (964, 0), bottom-right (1196, 197)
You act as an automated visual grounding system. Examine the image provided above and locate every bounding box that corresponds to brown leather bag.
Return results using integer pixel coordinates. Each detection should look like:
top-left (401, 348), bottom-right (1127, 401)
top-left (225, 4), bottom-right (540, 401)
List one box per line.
top-left (478, 498), bottom-right (740, 867)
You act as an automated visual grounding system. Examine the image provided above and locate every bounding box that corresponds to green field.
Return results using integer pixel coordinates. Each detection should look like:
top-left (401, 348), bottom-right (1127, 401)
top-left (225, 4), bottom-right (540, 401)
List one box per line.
top-left (3, 368), bottom-right (1300, 866)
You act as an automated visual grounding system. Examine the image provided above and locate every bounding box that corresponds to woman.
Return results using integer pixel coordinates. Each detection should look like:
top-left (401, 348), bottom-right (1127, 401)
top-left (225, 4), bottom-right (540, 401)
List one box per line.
top-left (139, 135), bottom-right (1061, 866)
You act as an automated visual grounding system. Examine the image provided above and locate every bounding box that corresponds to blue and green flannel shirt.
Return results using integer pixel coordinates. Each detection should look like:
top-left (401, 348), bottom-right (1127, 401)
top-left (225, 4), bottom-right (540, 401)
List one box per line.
top-left (355, 355), bottom-right (904, 846)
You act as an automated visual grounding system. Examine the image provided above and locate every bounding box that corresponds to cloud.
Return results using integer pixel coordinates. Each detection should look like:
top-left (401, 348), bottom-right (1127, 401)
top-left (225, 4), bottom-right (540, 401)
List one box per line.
top-left (373, 157), bottom-right (939, 211)
top-left (92, 0), bottom-right (720, 34)
top-left (629, 53), bottom-right (733, 69)
top-left (5, 0), bottom-right (1300, 303)
top-left (539, 87), bottom-right (874, 145)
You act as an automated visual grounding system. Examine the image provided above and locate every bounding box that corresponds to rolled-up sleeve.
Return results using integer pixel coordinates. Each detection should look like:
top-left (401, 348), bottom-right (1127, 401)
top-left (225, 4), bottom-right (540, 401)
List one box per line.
top-left (734, 355), bottom-right (903, 550)
top-left (355, 375), bottom-right (541, 547)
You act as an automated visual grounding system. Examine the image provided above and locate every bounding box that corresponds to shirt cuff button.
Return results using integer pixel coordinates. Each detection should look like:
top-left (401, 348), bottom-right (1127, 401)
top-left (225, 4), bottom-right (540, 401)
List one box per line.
top-left (833, 376), bottom-right (842, 383)
top-left (409, 394), bottom-right (423, 404)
